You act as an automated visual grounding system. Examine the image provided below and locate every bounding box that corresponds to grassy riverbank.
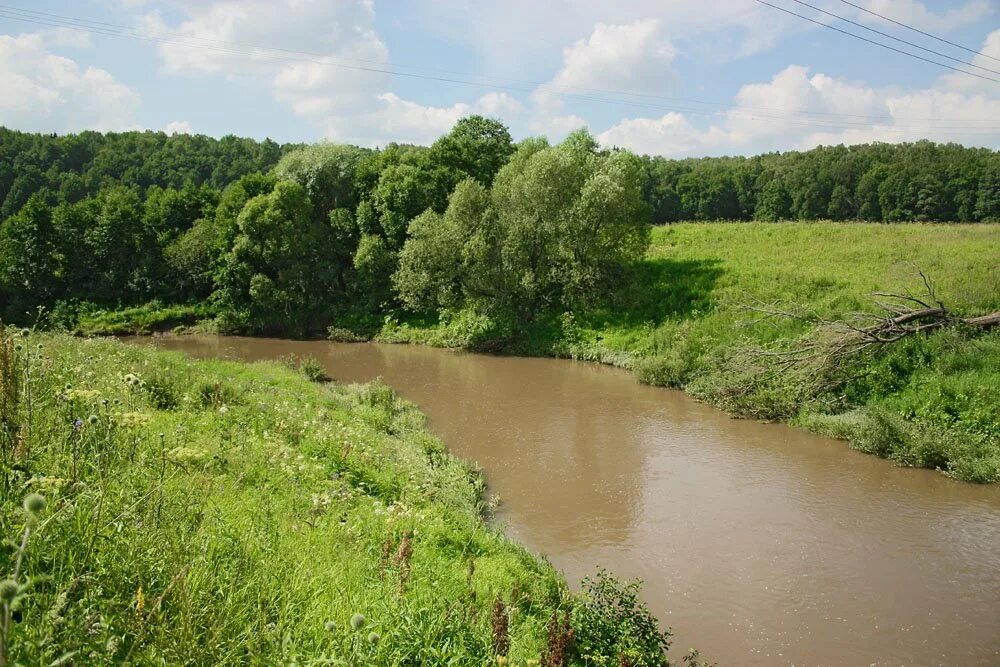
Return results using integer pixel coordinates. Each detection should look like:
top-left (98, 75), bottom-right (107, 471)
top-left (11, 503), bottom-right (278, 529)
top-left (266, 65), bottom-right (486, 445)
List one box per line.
top-left (63, 222), bottom-right (999, 482)
top-left (0, 329), bottom-right (682, 665)
top-left (381, 223), bottom-right (1000, 483)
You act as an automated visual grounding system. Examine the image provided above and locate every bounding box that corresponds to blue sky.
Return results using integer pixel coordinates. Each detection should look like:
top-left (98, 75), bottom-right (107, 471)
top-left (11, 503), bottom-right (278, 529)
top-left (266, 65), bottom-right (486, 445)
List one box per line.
top-left (1, 0), bottom-right (998, 157)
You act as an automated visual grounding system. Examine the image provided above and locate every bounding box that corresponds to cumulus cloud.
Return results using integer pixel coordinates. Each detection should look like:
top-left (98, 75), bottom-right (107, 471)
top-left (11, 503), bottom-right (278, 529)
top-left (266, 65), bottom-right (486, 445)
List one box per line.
top-left (0, 32), bottom-right (139, 133)
top-left (164, 120), bottom-right (193, 134)
top-left (527, 19), bottom-right (675, 138)
top-left (598, 64), bottom-right (1000, 157)
top-left (533, 19), bottom-right (675, 109)
top-left (143, 0), bottom-right (524, 145)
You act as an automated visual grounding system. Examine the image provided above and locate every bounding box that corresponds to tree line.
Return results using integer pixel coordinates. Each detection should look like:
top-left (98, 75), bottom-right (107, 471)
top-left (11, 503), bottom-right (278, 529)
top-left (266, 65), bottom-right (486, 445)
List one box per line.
top-left (1, 120), bottom-right (998, 334)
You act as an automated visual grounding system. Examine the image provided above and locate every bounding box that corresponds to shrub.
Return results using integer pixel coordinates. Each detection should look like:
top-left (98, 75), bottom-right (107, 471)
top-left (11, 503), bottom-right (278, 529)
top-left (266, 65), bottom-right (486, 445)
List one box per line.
top-left (571, 569), bottom-right (670, 667)
top-left (299, 356), bottom-right (330, 383)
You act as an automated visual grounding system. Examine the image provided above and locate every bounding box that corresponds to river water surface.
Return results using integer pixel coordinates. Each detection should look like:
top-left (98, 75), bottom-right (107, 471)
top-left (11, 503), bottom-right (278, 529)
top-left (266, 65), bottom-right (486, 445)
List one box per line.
top-left (133, 336), bottom-right (1000, 666)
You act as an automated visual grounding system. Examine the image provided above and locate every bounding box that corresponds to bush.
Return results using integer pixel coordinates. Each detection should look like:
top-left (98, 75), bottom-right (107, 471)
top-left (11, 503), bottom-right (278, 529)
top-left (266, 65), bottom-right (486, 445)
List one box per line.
top-left (299, 356), bottom-right (330, 383)
top-left (571, 569), bottom-right (670, 667)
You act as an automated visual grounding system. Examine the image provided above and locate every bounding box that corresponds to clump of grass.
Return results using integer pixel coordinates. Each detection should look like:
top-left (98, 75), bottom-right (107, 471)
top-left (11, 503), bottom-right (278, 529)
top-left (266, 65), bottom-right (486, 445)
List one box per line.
top-left (299, 356), bottom-right (330, 383)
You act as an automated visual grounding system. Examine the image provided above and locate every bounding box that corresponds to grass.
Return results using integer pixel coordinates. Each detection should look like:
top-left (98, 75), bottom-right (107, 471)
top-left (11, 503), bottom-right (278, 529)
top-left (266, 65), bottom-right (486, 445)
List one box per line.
top-left (381, 222), bottom-right (1000, 482)
top-left (0, 327), bottom-right (689, 665)
top-left (72, 302), bottom-right (216, 337)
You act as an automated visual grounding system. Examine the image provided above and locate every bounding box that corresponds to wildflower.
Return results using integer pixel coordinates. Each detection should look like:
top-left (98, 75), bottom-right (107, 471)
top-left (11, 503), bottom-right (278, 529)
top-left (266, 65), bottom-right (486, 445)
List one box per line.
top-left (73, 418), bottom-right (84, 431)
top-left (87, 414), bottom-right (99, 425)
top-left (0, 579), bottom-right (18, 604)
top-left (218, 405), bottom-right (229, 414)
top-left (350, 613), bottom-right (365, 631)
top-left (367, 632), bottom-right (380, 644)
top-left (23, 492), bottom-right (46, 515)
top-left (324, 620), bottom-right (337, 633)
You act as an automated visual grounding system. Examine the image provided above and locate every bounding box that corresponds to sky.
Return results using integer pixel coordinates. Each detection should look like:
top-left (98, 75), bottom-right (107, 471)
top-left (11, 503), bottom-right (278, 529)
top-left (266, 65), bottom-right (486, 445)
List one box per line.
top-left (1, 0), bottom-right (999, 157)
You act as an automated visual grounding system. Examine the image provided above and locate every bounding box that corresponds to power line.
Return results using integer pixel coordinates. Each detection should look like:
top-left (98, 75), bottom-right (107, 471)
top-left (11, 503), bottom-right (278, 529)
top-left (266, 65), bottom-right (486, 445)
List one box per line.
top-left (787, 0), bottom-right (1000, 77)
top-left (836, 0), bottom-right (1000, 65)
top-left (754, 0), bottom-right (1000, 84)
top-left (0, 4), bottom-right (998, 136)
top-left (1, 3), bottom-right (997, 129)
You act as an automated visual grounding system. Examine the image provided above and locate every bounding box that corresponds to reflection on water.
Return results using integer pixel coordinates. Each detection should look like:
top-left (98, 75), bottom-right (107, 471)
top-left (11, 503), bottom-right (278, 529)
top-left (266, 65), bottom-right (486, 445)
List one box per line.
top-left (132, 336), bottom-right (1000, 666)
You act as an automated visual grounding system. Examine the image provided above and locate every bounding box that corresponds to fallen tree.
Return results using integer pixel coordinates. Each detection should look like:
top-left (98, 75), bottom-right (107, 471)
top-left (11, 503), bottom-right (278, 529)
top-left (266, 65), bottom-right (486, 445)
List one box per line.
top-left (704, 272), bottom-right (1000, 419)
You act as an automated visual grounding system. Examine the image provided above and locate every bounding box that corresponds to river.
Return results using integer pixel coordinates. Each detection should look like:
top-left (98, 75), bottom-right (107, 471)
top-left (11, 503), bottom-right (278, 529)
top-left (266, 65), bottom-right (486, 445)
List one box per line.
top-left (131, 336), bottom-right (1000, 666)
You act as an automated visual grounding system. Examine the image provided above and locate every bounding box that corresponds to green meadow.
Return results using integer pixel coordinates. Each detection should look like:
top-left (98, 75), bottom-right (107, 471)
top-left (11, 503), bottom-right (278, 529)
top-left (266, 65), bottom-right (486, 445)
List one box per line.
top-left (0, 330), bottom-right (681, 665)
top-left (385, 222), bottom-right (1000, 482)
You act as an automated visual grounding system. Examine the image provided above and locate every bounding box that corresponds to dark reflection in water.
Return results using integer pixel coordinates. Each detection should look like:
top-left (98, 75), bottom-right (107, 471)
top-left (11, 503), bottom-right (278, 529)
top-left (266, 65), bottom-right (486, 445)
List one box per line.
top-left (132, 336), bottom-right (1000, 667)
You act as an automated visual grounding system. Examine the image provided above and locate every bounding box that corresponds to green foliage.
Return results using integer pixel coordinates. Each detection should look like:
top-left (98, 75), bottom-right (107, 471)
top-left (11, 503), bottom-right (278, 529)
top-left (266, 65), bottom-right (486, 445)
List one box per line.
top-left (0, 332), bottom-right (689, 664)
top-left (73, 302), bottom-right (214, 336)
top-left (394, 130), bottom-right (651, 327)
top-left (273, 142), bottom-right (370, 217)
top-left (387, 222), bottom-right (1000, 482)
top-left (0, 195), bottom-right (59, 320)
top-left (215, 181), bottom-right (338, 335)
top-left (427, 115), bottom-right (515, 187)
top-left (571, 570), bottom-right (671, 666)
top-left (642, 141), bottom-right (1000, 223)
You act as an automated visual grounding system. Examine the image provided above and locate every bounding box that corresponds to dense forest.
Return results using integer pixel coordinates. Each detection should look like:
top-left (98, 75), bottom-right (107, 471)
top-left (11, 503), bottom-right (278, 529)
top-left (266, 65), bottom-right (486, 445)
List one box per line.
top-left (1, 120), bottom-right (998, 332)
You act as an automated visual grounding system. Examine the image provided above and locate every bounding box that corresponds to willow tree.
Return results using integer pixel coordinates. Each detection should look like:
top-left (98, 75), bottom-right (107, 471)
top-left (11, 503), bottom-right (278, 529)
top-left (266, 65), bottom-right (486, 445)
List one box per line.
top-left (394, 130), bottom-right (651, 326)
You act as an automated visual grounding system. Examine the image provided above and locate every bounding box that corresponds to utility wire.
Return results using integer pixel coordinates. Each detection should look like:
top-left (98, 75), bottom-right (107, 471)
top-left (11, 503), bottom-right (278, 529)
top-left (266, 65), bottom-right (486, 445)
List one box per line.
top-left (836, 0), bottom-right (1000, 64)
top-left (1, 3), bottom-right (997, 129)
top-left (754, 0), bottom-right (1000, 84)
top-left (2, 3), bottom-right (998, 127)
top-left (787, 0), bottom-right (1000, 77)
top-left (1, 3), bottom-right (998, 135)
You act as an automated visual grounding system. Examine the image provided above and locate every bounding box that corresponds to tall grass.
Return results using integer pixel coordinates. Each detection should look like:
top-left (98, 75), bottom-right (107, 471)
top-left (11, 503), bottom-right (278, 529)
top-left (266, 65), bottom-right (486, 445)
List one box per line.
top-left (0, 329), bottom-right (696, 665)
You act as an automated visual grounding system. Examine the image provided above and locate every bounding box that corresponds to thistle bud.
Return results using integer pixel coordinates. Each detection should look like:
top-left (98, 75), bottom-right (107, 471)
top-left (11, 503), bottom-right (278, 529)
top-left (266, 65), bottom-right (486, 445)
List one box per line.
top-left (23, 492), bottom-right (46, 515)
top-left (350, 613), bottom-right (365, 631)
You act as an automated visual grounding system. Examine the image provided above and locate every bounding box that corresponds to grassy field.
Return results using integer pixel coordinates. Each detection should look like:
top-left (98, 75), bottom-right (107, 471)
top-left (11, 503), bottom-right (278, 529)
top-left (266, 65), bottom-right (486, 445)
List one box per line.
top-left (0, 329), bottom-right (682, 665)
top-left (385, 223), bottom-right (1000, 482)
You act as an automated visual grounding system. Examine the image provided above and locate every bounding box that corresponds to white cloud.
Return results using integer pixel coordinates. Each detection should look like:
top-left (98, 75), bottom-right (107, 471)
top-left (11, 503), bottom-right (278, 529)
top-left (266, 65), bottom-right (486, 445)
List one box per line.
top-left (598, 64), bottom-right (1000, 157)
top-left (530, 113), bottom-right (589, 141)
top-left (145, 0), bottom-right (517, 145)
top-left (856, 0), bottom-right (992, 32)
top-left (164, 120), bottom-right (193, 134)
top-left (534, 19), bottom-right (675, 106)
top-left (939, 28), bottom-right (1000, 94)
top-left (476, 92), bottom-right (522, 118)
top-left (0, 32), bottom-right (139, 133)
top-left (528, 19), bottom-right (676, 138)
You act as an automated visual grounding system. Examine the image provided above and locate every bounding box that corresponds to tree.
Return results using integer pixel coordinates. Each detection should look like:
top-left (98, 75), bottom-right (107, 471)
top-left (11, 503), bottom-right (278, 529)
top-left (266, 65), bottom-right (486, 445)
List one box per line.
top-left (215, 181), bottom-right (337, 334)
top-left (755, 177), bottom-right (792, 221)
top-left (0, 195), bottom-right (59, 319)
top-left (394, 131), bottom-right (651, 326)
top-left (428, 115), bottom-right (515, 187)
top-left (273, 143), bottom-right (370, 218)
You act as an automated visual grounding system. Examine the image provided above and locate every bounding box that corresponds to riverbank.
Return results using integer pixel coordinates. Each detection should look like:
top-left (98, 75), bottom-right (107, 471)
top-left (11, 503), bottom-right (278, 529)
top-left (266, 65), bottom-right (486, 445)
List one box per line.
top-left (378, 223), bottom-right (1000, 483)
top-left (0, 329), bottom-right (683, 665)
top-left (69, 222), bottom-right (1000, 482)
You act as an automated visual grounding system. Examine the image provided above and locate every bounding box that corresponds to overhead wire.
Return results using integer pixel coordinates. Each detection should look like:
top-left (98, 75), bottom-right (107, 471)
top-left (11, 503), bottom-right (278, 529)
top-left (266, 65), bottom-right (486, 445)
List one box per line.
top-left (0, 3), bottom-right (997, 136)
top-left (786, 0), bottom-right (1000, 77)
top-left (836, 0), bottom-right (1000, 64)
top-left (753, 0), bottom-right (1000, 84)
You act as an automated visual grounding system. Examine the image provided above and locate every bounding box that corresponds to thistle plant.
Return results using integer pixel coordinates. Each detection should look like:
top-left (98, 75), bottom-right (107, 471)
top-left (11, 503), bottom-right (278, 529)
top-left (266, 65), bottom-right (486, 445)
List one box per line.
top-left (0, 493), bottom-right (46, 666)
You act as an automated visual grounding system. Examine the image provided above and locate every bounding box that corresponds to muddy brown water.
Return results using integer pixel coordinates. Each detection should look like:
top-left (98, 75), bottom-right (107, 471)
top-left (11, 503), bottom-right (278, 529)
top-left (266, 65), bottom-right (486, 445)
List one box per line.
top-left (131, 336), bottom-right (1000, 666)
